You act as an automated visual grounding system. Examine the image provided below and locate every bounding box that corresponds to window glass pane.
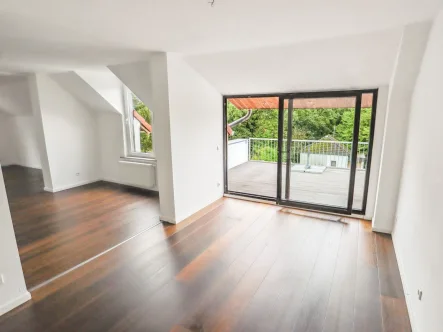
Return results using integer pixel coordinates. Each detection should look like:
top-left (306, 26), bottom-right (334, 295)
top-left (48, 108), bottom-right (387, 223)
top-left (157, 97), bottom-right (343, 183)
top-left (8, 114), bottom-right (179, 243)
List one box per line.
top-left (130, 93), bottom-right (153, 154)
top-left (226, 97), bottom-right (279, 198)
top-left (283, 97), bottom-right (356, 209)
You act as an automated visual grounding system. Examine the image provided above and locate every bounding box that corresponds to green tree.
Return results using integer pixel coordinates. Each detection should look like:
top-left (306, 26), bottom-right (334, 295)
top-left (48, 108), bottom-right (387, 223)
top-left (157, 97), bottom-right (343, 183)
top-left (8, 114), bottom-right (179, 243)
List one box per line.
top-left (227, 102), bottom-right (372, 162)
top-left (335, 108), bottom-right (372, 153)
top-left (292, 108), bottom-right (345, 139)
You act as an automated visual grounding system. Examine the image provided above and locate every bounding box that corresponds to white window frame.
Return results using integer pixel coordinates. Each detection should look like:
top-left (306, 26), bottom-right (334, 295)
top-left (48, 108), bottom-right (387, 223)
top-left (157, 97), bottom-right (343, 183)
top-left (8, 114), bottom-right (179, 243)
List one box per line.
top-left (122, 86), bottom-right (155, 159)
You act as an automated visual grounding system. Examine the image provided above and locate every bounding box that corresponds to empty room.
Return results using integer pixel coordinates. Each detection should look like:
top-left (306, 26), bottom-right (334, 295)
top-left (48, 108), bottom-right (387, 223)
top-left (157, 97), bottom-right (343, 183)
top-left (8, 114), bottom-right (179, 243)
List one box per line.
top-left (0, 1), bottom-right (442, 331)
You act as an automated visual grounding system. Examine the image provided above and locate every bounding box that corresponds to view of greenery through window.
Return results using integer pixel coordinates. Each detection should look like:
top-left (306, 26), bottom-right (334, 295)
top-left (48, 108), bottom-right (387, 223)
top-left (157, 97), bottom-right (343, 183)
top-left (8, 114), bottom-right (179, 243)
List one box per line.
top-left (227, 101), bottom-right (372, 162)
top-left (133, 94), bottom-right (153, 153)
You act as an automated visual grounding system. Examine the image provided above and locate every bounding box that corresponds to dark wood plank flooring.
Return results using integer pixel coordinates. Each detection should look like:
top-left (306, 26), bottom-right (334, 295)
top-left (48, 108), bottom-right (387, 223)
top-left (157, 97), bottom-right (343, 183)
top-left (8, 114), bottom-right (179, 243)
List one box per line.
top-left (2, 165), bottom-right (160, 289)
top-left (0, 197), bottom-right (410, 332)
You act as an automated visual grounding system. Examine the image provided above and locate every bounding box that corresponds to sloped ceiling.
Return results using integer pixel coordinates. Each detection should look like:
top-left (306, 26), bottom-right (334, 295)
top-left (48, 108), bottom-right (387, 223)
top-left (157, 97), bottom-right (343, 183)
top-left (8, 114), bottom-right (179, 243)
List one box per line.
top-left (50, 69), bottom-right (124, 114)
top-left (184, 28), bottom-right (404, 94)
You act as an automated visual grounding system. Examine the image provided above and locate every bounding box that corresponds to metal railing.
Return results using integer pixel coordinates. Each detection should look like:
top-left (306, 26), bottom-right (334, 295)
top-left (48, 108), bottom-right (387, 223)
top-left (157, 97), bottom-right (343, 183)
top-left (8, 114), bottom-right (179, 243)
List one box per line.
top-left (247, 138), bottom-right (369, 169)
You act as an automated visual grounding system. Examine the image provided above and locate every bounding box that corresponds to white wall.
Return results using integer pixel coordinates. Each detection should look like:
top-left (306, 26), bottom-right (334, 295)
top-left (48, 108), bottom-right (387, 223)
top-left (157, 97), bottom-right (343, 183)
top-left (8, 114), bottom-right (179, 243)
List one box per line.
top-left (0, 167), bottom-right (30, 316)
top-left (0, 76), bottom-right (42, 169)
top-left (167, 54), bottom-right (224, 222)
top-left (228, 139), bottom-right (249, 169)
top-left (97, 112), bottom-right (125, 181)
top-left (33, 74), bottom-right (100, 191)
top-left (0, 112), bottom-right (42, 169)
top-left (0, 113), bottom-right (16, 166)
top-left (373, 21), bottom-right (432, 233)
top-left (0, 76), bottom-right (33, 116)
top-left (0, 114), bottom-right (42, 169)
top-left (97, 112), bottom-right (157, 190)
top-left (10, 116), bottom-right (42, 169)
top-left (28, 76), bottom-right (54, 188)
top-left (393, 11), bottom-right (443, 332)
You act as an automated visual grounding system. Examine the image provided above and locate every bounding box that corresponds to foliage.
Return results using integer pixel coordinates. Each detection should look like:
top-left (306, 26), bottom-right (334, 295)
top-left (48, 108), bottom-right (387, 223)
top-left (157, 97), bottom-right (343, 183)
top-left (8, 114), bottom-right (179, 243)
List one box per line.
top-left (228, 101), bottom-right (372, 142)
top-left (132, 94), bottom-right (153, 153)
top-left (334, 108), bottom-right (372, 142)
top-left (334, 108), bottom-right (372, 153)
top-left (227, 101), bottom-right (372, 161)
top-left (251, 143), bottom-right (278, 162)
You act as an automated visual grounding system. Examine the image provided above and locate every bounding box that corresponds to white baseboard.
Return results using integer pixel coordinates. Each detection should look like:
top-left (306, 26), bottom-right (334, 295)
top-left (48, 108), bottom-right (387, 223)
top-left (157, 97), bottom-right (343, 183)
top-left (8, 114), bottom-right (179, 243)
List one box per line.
top-left (159, 215), bottom-right (176, 224)
top-left (0, 163), bottom-right (42, 170)
top-left (101, 177), bottom-right (158, 192)
top-left (45, 179), bottom-right (99, 193)
top-left (371, 226), bottom-right (392, 234)
top-left (0, 291), bottom-right (31, 317)
top-left (15, 164), bottom-right (42, 170)
top-left (0, 162), bottom-right (14, 167)
top-left (44, 178), bottom-right (159, 193)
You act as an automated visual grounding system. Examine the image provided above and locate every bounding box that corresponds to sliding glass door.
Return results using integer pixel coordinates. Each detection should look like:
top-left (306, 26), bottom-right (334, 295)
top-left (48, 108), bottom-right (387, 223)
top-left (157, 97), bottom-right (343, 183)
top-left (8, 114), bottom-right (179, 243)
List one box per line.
top-left (277, 91), bottom-right (376, 214)
top-left (224, 89), bottom-right (377, 215)
top-left (224, 96), bottom-right (280, 199)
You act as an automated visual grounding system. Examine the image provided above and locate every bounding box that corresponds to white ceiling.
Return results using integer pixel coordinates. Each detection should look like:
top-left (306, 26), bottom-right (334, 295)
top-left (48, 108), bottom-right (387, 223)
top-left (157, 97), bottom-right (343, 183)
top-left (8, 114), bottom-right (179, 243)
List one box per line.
top-left (0, 0), bottom-right (442, 74)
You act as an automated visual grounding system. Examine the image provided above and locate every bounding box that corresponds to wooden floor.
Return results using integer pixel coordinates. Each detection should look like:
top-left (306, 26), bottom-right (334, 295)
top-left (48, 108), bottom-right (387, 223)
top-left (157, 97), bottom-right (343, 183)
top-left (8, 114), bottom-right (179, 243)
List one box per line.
top-left (228, 162), bottom-right (366, 209)
top-left (2, 165), bottom-right (160, 289)
top-left (0, 197), bottom-right (410, 332)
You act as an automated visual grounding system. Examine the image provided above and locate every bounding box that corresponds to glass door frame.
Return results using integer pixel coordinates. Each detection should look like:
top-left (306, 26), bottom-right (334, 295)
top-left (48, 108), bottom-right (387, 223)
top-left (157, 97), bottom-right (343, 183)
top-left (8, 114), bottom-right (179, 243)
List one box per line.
top-left (223, 93), bottom-right (281, 202)
top-left (223, 89), bottom-right (378, 215)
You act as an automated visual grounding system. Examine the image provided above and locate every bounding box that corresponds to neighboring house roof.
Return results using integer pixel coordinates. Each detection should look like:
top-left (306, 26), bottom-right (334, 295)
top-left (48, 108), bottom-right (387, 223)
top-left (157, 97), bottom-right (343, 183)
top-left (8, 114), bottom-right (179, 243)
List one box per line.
top-left (228, 95), bottom-right (373, 110)
top-left (229, 97), bottom-right (280, 110)
top-left (133, 110), bottom-right (152, 134)
top-left (227, 125), bottom-right (233, 136)
top-left (301, 135), bottom-right (350, 155)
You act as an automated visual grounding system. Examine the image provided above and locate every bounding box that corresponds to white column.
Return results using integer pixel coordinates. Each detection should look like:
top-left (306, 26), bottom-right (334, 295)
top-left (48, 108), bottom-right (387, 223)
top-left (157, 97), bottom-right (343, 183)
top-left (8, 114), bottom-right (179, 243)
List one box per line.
top-left (109, 56), bottom-right (177, 223)
top-left (109, 54), bottom-right (223, 224)
top-left (373, 21), bottom-right (432, 233)
top-left (0, 167), bottom-right (30, 316)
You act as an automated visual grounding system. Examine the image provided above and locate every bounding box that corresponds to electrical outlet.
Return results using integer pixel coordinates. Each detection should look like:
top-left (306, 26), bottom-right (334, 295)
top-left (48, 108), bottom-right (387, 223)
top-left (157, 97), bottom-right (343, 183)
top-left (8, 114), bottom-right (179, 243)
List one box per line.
top-left (0, 274), bottom-right (5, 285)
top-left (418, 289), bottom-right (423, 301)
top-left (76, 173), bottom-right (80, 176)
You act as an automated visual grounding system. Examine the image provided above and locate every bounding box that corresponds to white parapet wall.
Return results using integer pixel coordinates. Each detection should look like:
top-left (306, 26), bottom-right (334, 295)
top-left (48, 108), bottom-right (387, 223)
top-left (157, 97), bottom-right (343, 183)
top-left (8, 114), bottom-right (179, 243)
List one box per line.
top-left (300, 153), bottom-right (349, 169)
top-left (228, 139), bottom-right (249, 169)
